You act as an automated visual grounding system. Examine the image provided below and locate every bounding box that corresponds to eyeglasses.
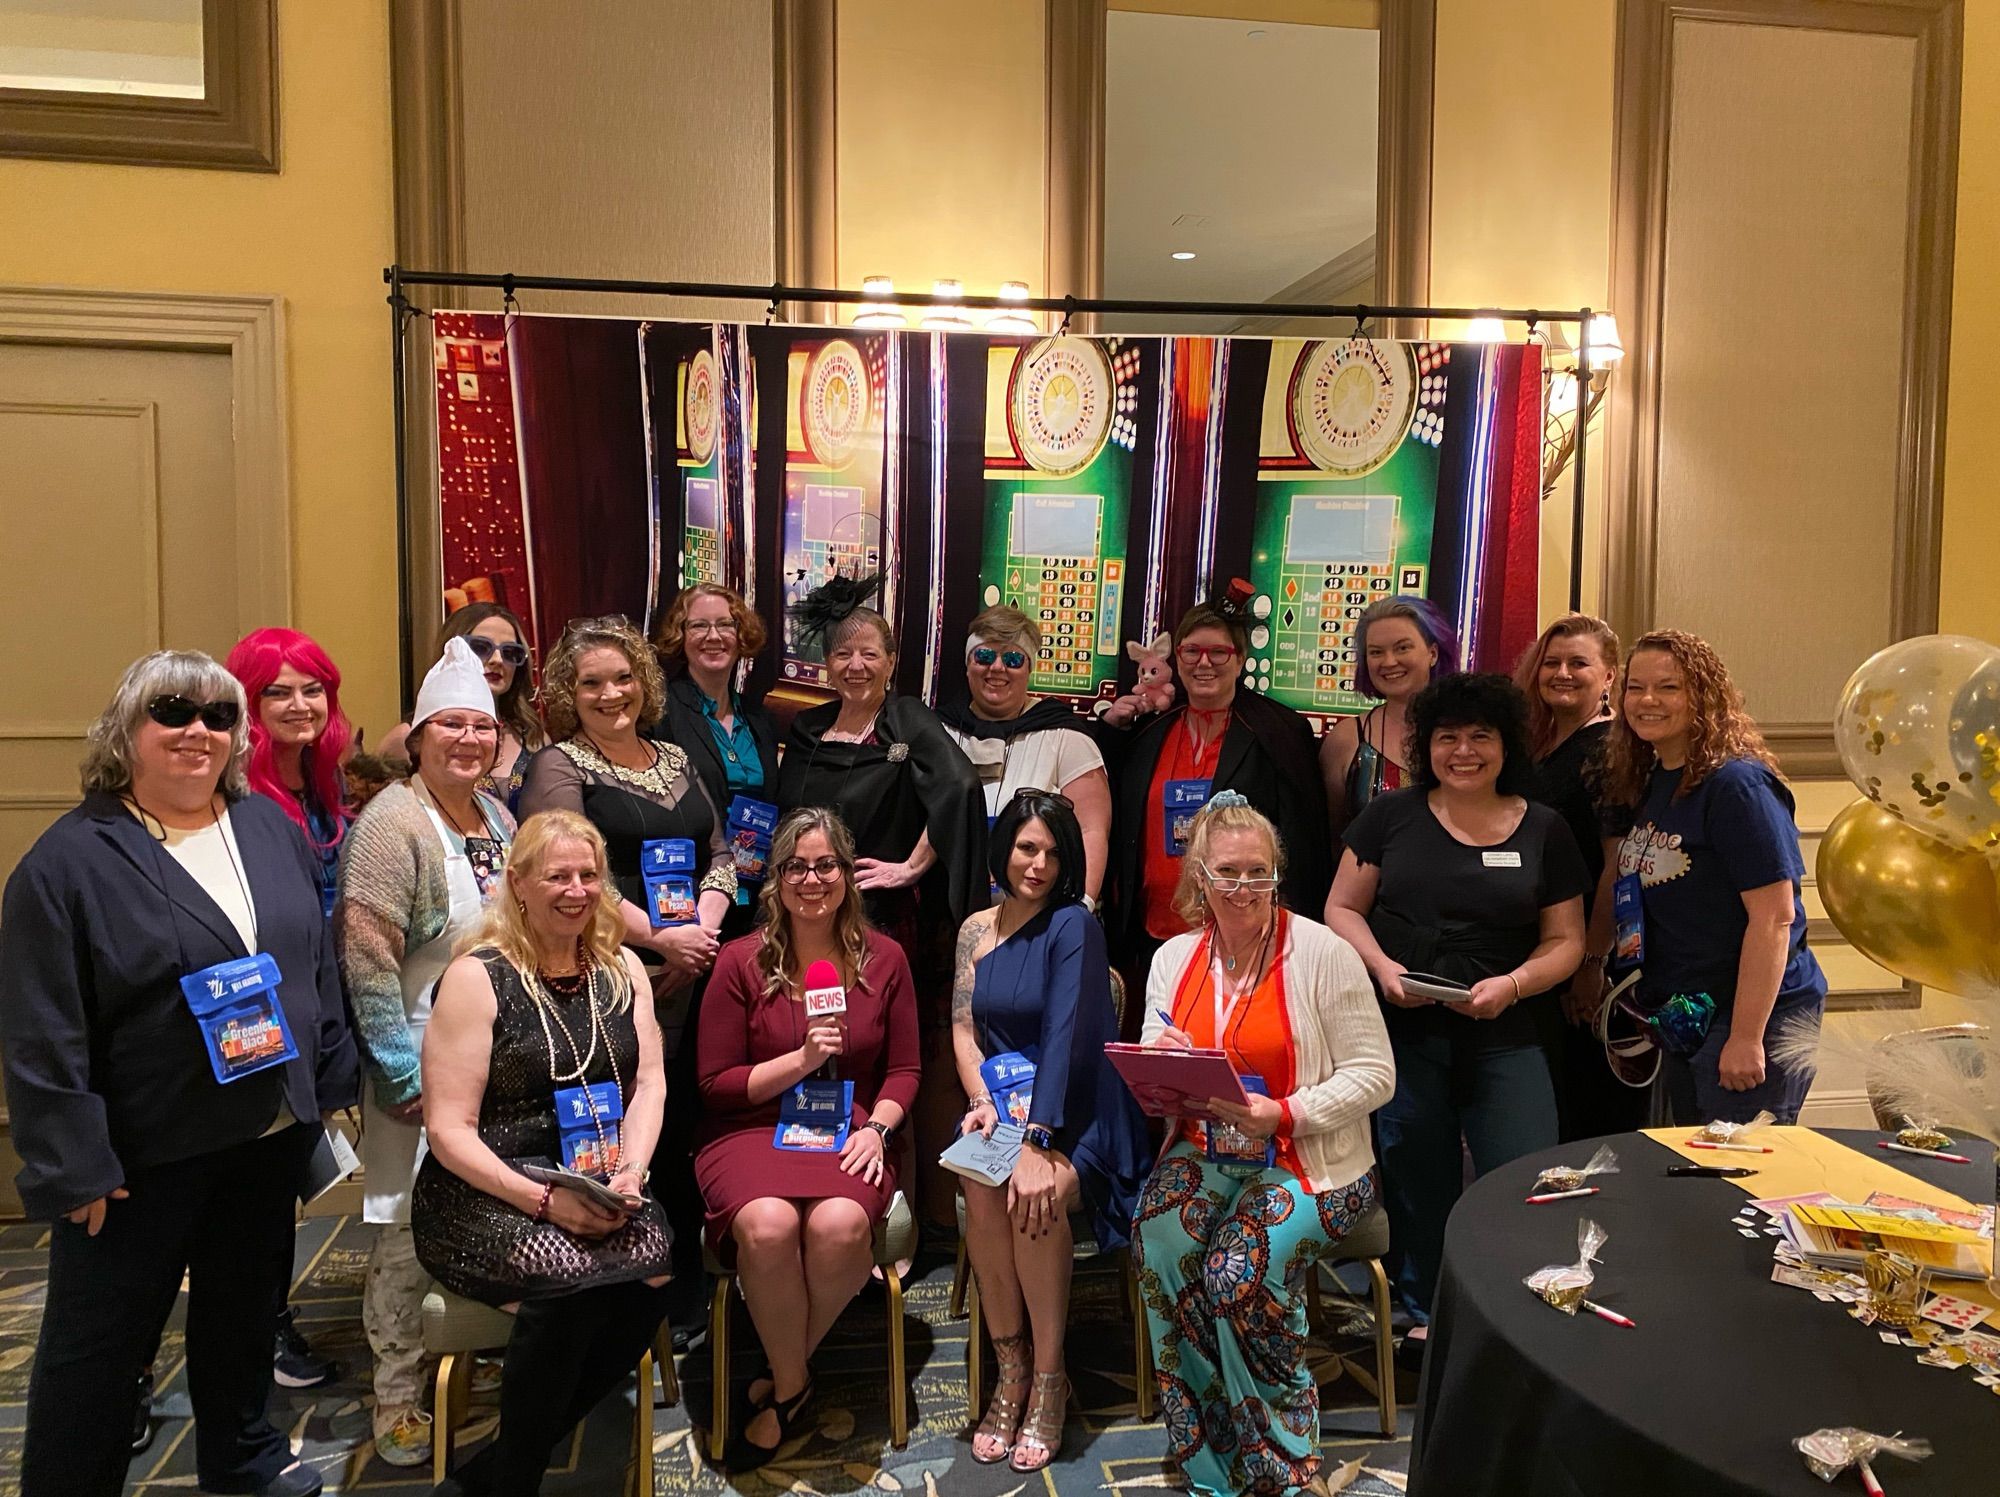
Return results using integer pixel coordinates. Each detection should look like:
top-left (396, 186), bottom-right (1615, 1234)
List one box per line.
top-left (1177, 644), bottom-right (1239, 666)
top-left (779, 856), bottom-right (846, 885)
top-left (685, 619), bottom-right (739, 638)
top-left (464, 636), bottom-right (531, 668)
top-left (1199, 861), bottom-right (1278, 893)
top-left (972, 646), bottom-right (1030, 670)
top-left (427, 716), bottom-right (500, 740)
top-left (147, 695), bottom-right (241, 733)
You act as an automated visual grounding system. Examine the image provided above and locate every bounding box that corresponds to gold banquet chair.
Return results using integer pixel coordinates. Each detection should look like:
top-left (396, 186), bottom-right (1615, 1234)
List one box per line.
top-left (1304, 1202), bottom-right (1398, 1438)
top-left (703, 1188), bottom-right (917, 1460)
top-left (422, 1282), bottom-right (680, 1496)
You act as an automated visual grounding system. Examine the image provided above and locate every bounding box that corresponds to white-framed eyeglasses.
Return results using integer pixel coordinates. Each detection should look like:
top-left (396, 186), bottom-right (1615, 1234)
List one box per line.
top-left (1199, 861), bottom-right (1278, 893)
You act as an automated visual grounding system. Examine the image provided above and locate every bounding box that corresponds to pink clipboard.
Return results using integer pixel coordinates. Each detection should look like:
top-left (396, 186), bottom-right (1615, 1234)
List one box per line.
top-left (1105, 1044), bottom-right (1248, 1118)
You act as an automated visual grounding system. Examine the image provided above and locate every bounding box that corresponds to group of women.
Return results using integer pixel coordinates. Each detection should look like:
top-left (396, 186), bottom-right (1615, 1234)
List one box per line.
top-left (0, 577), bottom-right (1826, 1497)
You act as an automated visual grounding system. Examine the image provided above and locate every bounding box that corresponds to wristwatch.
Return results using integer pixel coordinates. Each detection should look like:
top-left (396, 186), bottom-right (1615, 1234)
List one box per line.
top-left (864, 1120), bottom-right (896, 1144)
top-left (1023, 1124), bottom-right (1055, 1152)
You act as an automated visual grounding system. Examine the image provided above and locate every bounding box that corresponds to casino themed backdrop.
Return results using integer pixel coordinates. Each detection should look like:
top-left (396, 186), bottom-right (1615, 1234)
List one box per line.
top-left (431, 312), bottom-right (1542, 730)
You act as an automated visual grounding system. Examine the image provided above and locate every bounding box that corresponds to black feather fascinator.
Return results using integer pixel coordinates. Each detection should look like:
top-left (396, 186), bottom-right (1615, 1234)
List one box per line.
top-left (792, 572), bottom-right (884, 647)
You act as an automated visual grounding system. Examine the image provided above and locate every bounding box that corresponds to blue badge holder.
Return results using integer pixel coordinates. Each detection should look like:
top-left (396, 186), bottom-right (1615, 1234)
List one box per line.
top-left (1162, 778), bottom-right (1212, 857)
top-left (179, 953), bottom-right (299, 1084)
top-left (1207, 1073), bottom-right (1276, 1177)
top-left (642, 837), bottom-right (698, 927)
top-left (773, 1078), bottom-right (853, 1152)
top-left (980, 1050), bottom-right (1038, 1127)
top-left (1612, 872), bottom-right (1645, 968)
top-left (553, 1080), bottom-right (625, 1177)
top-left (725, 797), bottom-right (779, 887)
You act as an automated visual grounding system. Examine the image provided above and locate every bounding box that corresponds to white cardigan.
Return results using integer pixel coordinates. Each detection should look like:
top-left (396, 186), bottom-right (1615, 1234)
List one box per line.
top-left (1141, 914), bottom-right (1396, 1194)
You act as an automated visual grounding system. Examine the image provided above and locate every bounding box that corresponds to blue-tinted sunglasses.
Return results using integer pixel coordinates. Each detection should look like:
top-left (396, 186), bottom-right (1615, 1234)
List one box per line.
top-left (972, 646), bottom-right (1030, 670)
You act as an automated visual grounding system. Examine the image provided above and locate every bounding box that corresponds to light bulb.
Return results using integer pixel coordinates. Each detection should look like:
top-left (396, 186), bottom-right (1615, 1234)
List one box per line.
top-left (861, 276), bottom-right (894, 299)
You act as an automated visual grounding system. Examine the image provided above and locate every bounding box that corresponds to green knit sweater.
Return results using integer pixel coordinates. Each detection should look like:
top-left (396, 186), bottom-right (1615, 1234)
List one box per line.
top-left (334, 780), bottom-right (514, 1106)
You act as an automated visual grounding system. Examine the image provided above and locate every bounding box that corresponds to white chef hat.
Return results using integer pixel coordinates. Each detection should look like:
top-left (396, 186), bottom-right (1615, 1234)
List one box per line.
top-left (412, 637), bottom-right (497, 727)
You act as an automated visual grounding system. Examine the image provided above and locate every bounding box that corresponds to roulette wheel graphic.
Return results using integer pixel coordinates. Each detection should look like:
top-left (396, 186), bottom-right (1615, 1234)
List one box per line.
top-left (803, 339), bottom-right (870, 467)
top-left (1291, 337), bottom-right (1418, 478)
top-left (684, 348), bottom-right (717, 464)
top-left (1008, 336), bottom-right (1115, 478)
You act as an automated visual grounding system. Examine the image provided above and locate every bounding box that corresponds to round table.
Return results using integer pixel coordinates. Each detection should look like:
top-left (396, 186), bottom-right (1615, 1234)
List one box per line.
top-left (1409, 1129), bottom-right (1998, 1496)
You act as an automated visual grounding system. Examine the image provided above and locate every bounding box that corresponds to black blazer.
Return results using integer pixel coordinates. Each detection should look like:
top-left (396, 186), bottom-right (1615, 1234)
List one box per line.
top-left (655, 674), bottom-right (781, 811)
top-left (0, 791), bottom-right (359, 1219)
top-left (1108, 690), bottom-right (1332, 955)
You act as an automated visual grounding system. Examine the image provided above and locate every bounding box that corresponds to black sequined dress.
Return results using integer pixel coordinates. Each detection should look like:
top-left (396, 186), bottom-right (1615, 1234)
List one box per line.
top-left (412, 949), bottom-right (674, 1303)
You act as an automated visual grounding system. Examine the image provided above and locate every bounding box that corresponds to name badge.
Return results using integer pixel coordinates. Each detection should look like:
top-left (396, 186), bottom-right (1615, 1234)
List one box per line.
top-left (1482, 850), bottom-right (1522, 868)
top-left (552, 1080), bottom-right (624, 1177)
top-left (1613, 872), bottom-right (1645, 968)
top-left (179, 953), bottom-right (299, 1084)
top-left (1163, 778), bottom-right (1212, 857)
top-left (725, 796), bottom-right (779, 888)
top-left (462, 835), bottom-right (505, 897)
top-left (773, 1078), bottom-right (853, 1152)
top-left (1207, 1073), bottom-right (1276, 1177)
top-left (981, 1050), bottom-right (1037, 1127)
top-left (642, 837), bottom-right (698, 927)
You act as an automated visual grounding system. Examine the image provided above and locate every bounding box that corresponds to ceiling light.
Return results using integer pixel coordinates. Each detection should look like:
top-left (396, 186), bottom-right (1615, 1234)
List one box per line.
top-left (861, 275), bottom-right (894, 298)
top-left (854, 307), bottom-right (907, 329)
top-left (1465, 316), bottom-right (1507, 343)
top-left (986, 311), bottom-right (1037, 335)
top-left (1171, 250), bottom-right (1197, 261)
top-left (997, 280), bottom-right (1030, 302)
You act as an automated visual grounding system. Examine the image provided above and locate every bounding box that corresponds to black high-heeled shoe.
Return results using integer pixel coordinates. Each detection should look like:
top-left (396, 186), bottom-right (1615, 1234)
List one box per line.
top-left (722, 1376), bottom-right (815, 1474)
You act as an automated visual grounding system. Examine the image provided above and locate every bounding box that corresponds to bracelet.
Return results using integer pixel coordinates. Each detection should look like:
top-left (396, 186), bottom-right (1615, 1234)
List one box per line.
top-left (965, 1091), bottom-right (993, 1111)
top-left (1505, 972), bottom-right (1523, 1002)
top-left (532, 1183), bottom-right (553, 1224)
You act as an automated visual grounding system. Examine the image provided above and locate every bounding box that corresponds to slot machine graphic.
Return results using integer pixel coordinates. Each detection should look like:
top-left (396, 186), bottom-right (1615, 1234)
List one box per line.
top-left (776, 336), bottom-right (892, 690)
top-left (641, 321), bottom-right (751, 619)
top-left (679, 348), bottom-right (722, 585)
top-left (1225, 337), bottom-right (1450, 727)
top-left (977, 337), bottom-right (1143, 703)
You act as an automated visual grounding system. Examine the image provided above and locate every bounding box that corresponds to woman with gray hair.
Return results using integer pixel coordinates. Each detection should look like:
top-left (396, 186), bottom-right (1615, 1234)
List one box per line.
top-left (0, 650), bottom-right (358, 1497)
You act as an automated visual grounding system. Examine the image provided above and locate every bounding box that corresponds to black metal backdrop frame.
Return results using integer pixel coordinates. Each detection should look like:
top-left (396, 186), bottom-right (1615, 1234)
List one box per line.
top-left (385, 264), bottom-right (1595, 706)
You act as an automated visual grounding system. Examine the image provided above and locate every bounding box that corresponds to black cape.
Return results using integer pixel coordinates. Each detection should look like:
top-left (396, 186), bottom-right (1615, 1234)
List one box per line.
top-left (1107, 690), bottom-right (1332, 954)
top-left (776, 693), bottom-right (988, 928)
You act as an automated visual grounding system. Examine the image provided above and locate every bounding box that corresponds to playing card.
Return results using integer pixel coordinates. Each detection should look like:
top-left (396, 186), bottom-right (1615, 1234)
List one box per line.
top-left (1919, 1294), bottom-right (1994, 1332)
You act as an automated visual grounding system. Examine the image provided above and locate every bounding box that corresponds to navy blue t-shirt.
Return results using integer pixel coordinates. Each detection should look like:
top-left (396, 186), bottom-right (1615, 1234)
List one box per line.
top-left (1608, 758), bottom-right (1825, 1016)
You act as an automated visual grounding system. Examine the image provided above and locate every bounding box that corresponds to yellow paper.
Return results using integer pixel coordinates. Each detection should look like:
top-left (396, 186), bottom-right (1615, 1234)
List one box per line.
top-left (1793, 1204), bottom-right (1985, 1245)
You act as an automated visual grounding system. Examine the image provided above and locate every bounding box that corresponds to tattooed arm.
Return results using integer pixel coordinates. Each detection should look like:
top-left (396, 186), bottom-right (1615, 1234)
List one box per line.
top-left (950, 912), bottom-right (997, 1135)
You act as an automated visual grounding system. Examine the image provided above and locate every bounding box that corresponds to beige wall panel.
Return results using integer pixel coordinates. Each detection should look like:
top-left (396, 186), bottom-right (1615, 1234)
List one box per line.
top-left (457, 0), bottom-right (776, 317)
top-left (1653, 20), bottom-right (1915, 726)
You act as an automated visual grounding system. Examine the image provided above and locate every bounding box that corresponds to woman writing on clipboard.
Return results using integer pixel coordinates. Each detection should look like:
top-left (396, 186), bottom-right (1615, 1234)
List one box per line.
top-left (1131, 794), bottom-right (1393, 1497)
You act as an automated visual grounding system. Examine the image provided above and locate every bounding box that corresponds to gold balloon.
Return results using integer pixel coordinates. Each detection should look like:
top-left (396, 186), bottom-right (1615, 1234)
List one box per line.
top-left (1817, 800), bottom-right (2000, 998)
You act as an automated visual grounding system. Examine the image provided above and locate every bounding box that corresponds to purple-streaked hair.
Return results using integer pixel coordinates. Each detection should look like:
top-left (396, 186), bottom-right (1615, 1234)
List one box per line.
top-left (1353, 595), bottom-right (1460, 699)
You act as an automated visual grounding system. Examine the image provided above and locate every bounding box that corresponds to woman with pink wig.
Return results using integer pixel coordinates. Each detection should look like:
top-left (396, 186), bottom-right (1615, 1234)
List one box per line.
top-left (226, 628), bottom-right (354, 921)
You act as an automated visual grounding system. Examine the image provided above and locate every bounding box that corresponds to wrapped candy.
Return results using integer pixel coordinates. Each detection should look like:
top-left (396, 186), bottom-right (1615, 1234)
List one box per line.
top-left (1793, 1427), bottom-right (1932, 1492)
top-left (1697, 1109), bottom-right (1775, 1144)
top-left (1534, 1143), bottom-right (1620, 1195)
top-left (1860, 1250), bottom-right (1929, 1329)
top-left (1894, 1113), bottom-right (1955, 1152)
top-left (1524, 1219), bottom-right (1607, 1314)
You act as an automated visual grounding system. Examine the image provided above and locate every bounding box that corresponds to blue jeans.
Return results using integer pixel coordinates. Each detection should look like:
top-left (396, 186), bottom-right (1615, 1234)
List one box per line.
top-left (1663, 998), bottom-right (1821, 1126)
top-left (1378, 1018), bottom-right (1559, 1319)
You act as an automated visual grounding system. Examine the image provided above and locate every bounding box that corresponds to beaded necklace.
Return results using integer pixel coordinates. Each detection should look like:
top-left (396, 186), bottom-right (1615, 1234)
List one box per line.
top-left (525, 946), bottom-right (624, 1173)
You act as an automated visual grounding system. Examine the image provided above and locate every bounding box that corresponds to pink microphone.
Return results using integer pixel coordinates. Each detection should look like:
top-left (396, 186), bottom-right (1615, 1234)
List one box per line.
top-left (803, 959), bottom-right (846, 1078)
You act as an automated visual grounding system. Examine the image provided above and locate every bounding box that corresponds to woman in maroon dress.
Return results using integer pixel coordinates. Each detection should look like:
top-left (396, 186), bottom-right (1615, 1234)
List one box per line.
top-left (695, 807), bottom-right (920, 1471)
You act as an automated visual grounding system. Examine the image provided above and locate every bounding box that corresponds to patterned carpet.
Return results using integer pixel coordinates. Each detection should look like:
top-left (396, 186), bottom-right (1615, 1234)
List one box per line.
top-left (0, 1215), bottom-right (1413, 1495)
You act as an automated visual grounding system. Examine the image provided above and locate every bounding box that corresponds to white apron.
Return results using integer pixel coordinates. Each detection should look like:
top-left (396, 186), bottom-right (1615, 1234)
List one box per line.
top-left (360, 799), bottom-right (489, 1225)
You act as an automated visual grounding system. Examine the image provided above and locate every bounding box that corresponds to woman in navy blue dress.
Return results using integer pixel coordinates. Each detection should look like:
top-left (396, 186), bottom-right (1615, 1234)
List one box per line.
top-left (950, 789), bottom-right (1149, 1472)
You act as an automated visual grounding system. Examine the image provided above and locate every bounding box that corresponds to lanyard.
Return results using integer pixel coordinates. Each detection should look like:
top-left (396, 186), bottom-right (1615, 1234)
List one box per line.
top-left (127, 795), bottom-right (259, 954)
top-left (1206, 913), bottom-right (1275, 1056)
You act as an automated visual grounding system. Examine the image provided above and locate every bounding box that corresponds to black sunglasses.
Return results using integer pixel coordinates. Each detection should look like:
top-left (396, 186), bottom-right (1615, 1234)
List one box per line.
top-left (147, 695), bottom-right (241, 732)
top-left (464, 636), bottom-right (531, 668)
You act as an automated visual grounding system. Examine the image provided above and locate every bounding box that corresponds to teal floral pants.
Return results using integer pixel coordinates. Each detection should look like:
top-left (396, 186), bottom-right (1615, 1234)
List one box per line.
top-left (1130, 1141), bottom-right (1378, 1497)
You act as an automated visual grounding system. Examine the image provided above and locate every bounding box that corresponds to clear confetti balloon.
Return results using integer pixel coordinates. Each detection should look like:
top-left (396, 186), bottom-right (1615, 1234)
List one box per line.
top-left (1834, 635), bottom-right (2000, 858)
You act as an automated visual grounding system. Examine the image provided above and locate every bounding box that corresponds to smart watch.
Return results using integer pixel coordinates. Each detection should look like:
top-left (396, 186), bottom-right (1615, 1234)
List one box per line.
top-left (1023, 1125), bottom-right (1055, 1152)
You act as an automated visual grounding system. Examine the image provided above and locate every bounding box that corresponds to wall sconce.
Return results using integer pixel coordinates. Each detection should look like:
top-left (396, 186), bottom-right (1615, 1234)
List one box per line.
top-left (854, 275), bottom-right (906, 328)
top-left (921, 278), bottom-right (972, 331)
top-left (1541, 312), bottom-right (1622, 498)
top-left (985, 280), bottom-right (1037, 336)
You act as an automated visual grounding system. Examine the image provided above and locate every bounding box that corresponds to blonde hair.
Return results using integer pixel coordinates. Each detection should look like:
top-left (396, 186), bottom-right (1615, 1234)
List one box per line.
top-left (460, 810), bottom-right (635, 1011)
top-left (1599, 629), bottom-right (1780, 805)
top-left (652, 583), bottom-right (768, 664)
top-left (83, 650), bottom-right (250, 799)
top-left (754, 807), bottom-right (873, 997)
top-left (1171, 798), bottom-right (1287, 927)
top-left (540, 616), bottom-right (667, 741)
top-left (1512, 613), bottom-right (1621, 758)
top-left (966, 603), bottom-right (1042, 655)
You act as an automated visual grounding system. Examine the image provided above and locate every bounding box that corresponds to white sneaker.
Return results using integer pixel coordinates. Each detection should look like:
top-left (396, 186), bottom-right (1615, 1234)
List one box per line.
top-left (373, 1406), bottom-right (433, 1468)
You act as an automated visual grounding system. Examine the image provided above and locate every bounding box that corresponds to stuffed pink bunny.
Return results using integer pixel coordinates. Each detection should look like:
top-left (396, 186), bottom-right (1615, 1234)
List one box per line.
top-left (1101, 632), bottom-right (1177, 725)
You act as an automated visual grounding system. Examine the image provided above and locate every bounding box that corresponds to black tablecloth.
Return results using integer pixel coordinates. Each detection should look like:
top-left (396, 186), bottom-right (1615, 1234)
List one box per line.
top-left (1410, 1129), bottom-right (2000, 1497)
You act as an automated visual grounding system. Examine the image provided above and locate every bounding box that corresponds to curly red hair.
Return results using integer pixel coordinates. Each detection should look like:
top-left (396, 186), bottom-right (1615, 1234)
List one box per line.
top-left (1598, 629), bottom-right (1779, 806)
